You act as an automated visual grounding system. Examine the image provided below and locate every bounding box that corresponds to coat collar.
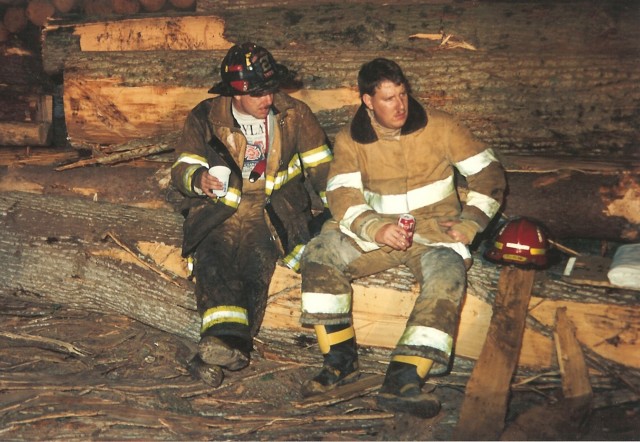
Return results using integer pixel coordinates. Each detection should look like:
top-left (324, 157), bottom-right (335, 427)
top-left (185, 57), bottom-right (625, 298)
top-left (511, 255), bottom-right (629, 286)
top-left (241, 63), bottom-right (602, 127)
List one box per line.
top-left (349, 95), bottom-right (428, 144)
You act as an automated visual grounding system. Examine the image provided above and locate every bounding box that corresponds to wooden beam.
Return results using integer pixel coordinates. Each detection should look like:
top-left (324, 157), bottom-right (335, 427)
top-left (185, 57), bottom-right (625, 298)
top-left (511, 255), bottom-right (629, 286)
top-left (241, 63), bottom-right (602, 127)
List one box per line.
top-left (555, 307), bottom-right (593, 401)
top-left (500, 311), bottom-right (594, 440)
top-left (454, 266), bottom-right (536, 441)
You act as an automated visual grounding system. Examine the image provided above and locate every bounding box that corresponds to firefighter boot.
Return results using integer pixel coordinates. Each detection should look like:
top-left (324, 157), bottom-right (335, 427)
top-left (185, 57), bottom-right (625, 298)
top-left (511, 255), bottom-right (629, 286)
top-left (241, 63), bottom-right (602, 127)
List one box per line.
top-left (376, 356), bottom-right (441, 418)
top-left (187, 354), bottom-right (224, 388)
top-left (198, 334), bottom-right (251, 371)
top-left (301, 324), bottom-right (360, 397)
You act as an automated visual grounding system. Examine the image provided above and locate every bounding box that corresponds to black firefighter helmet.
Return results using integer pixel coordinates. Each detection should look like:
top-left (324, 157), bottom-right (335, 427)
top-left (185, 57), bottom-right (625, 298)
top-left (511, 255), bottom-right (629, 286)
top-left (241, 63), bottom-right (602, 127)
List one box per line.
top-left (208, 42), bottom-right (289, 96)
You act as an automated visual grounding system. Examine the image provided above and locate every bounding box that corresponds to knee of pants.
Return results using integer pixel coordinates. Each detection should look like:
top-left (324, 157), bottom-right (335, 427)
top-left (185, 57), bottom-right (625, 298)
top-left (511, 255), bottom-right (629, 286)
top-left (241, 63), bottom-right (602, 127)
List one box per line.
top-left (301, 230), bottom-right (360, 273)
top-left (418, 247), bottom-right (466, 284)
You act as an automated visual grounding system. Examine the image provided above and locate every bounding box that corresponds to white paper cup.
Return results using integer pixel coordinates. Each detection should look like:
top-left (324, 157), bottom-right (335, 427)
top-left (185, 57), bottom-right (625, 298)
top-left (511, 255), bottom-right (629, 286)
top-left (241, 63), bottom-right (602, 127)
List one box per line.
top-left (208, 165), bottom-right (231, 197)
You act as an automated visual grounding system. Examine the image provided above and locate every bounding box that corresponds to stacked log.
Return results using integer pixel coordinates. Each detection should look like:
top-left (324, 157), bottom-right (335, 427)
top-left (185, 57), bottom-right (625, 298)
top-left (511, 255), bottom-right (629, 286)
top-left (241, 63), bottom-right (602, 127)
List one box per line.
top-left (0, 190), bottom-right (638, 387)
top-left (39, 1), bottom-right (640, 158)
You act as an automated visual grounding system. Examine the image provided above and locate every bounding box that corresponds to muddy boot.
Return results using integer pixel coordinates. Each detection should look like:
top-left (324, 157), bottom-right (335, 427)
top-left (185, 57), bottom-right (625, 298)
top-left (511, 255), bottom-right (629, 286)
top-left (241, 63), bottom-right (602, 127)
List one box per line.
top-left (187, 355), bottom-right (224, 388)
top-left (376, 357), bottom-right (441, 419)
top-left (198, 334), bottom-right (251, 371)
top-left (301, 324), bottom-right (360, 397)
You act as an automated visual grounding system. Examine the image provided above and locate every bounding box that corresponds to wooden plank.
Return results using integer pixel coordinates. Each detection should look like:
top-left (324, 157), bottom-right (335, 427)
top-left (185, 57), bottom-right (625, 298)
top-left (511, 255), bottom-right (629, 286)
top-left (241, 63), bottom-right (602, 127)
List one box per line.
top-left (554, 307), bottom-right (593, 401)
top-left (528, 297), bottom-right (640, 371)
top-left (454, 266), bottom-right (536, 441)
top-left (501, 310), bottom-right (594, 440)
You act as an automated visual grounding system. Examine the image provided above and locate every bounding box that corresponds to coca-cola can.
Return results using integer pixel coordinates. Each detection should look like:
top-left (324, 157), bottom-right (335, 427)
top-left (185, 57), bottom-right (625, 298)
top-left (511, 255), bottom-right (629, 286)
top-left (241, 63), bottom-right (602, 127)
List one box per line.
top-left (397, 214), bottom-right (416, 246)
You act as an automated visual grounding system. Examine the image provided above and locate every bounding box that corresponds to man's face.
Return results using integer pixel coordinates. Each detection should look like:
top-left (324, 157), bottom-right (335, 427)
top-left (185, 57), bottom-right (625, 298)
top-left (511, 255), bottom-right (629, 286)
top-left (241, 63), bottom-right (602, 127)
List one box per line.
top-left (232, 93), bottom-right (274, 119)
top-left (362, 80), bottom-right (409, 130)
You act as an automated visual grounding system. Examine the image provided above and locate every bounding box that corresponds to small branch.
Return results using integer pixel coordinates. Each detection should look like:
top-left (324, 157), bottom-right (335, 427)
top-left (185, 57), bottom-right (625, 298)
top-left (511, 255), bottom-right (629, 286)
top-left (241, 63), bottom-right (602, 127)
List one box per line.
top-left (55, 140), bottom-right (175, 171)
top-left (0, 331), bottom-right (89, 357)
top-left (103, 231), bottom-right (182, 287)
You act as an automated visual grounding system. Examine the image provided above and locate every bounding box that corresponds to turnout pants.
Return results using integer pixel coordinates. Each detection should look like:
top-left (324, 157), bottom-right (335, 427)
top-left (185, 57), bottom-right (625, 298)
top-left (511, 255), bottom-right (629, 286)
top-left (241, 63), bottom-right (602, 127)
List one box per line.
top-left (300, 227), bottom-right (467, 375)
top-left (193, 182), bottom-right (278, 342)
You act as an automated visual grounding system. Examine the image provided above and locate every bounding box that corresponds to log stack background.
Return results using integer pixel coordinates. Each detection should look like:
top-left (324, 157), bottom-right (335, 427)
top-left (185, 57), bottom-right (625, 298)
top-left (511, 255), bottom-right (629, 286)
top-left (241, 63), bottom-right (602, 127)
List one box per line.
top-left (0, 1), bottom-right (639, 439)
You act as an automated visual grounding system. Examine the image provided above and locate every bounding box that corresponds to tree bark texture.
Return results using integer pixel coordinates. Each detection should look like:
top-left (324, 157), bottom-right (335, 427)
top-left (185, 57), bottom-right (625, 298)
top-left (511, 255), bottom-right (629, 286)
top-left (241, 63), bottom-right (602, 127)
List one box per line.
top-left (1, 190), bottom-right (638, 382)
top-left (60, 47), bottom-right (640, 158)
top-left (1, 153), bottom-right (637, 241)
top-left (41, 1), bottom-right (640, 158)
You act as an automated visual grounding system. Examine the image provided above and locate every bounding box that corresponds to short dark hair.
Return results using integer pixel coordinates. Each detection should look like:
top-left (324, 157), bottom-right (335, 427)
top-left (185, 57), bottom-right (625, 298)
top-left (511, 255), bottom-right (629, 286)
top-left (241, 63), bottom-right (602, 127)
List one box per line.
top-left (357, 58), bottom-right (411, 97)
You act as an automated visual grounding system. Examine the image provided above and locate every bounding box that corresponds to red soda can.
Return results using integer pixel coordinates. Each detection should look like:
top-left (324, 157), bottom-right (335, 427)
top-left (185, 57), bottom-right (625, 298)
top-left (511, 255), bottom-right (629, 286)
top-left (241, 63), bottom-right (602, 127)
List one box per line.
top-left (397, 214), bottom-right (416, 246)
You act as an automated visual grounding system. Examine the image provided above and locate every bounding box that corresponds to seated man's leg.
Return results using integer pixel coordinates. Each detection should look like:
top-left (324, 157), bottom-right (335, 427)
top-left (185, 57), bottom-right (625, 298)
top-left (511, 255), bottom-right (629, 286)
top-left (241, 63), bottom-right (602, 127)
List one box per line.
top-left (189, 212), bottom-right (277, 386)
top-left (300, 227), bottom-right (401, 396)
top-left (377, 246), bottom-right (466, 418)
top-left (299, 228), bottom-right (366, 396)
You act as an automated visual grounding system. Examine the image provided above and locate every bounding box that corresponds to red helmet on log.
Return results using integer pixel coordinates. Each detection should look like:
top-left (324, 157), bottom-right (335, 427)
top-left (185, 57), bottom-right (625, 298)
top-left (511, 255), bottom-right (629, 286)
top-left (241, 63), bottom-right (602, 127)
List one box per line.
top-left (484, 217), bottom-right (550, 268)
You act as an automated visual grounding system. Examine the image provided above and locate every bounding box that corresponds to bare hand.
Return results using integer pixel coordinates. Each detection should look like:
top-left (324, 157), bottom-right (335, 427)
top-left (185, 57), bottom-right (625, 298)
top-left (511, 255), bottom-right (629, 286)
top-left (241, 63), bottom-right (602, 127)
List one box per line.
top-left (199, 172), bottom-right (224, 198)
top-left (375, 223), bottom-right (412, 251)
top-left (438, 220), bottom-right (470, 244)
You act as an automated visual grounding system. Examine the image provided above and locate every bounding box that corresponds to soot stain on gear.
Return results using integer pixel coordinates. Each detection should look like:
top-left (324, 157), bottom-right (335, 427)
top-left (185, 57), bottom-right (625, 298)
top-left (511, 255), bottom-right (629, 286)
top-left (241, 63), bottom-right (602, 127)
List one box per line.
top-left (294, 333), bottom-right (316, 348)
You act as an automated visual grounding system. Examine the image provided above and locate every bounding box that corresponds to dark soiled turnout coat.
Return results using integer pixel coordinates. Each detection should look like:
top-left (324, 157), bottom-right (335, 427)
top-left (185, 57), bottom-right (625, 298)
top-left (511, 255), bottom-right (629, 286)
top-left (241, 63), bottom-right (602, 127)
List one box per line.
top-left (171, 92), bottom-right (333, 264)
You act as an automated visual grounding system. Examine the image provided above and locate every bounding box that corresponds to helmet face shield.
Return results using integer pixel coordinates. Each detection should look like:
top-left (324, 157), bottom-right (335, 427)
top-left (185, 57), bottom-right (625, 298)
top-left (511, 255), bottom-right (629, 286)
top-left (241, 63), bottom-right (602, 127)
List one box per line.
top-left (209, 43), bottom-right (289, 96)
top-left (484, 217), bottom-right (550, 268)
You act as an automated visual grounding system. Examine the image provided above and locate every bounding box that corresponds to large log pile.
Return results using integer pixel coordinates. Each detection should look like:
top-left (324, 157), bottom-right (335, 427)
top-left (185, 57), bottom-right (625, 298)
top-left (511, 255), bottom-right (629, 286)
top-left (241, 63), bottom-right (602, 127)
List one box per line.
top-left (1, 189), bottom-right (638, 382)
top-left (40, 1), bottom-right (640, 159)
top-left (0, 2), bottom-right (639, 437)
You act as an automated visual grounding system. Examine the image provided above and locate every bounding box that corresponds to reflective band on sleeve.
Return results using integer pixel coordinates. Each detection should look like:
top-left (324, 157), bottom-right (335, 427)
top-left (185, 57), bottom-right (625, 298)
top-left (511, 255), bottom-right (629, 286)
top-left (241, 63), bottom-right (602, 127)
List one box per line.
top-left (265, 156), bottom-right (304, 193)
top-left (219, 188), bottom-right (241, 208)
top-left (300, 144), bottom-right (333, 167)
top-left (397, 325), bottom-right (454, 355)
top-left (327, 171), bottom-right (363, 192)
top-left (282, 244), bottom-right (305, 272)
top-left (341, 203), bottom-right (371, 229)
top-left (455, 148), bottom-right (498, 177)
top-left (391, 354), bottom-right (434, 378)
top-left (363, 176), bottom-right (455, 214)
top-left (201, 305), bottom-right (249, 333)
top-left (301, 292), bottom-right (352, 315)
top-left (172, 153), bottom-right (208, 168)
top-left (465, 190), bottom-right (501, 218)
top-left (182, 164), bottom-right (202, 194)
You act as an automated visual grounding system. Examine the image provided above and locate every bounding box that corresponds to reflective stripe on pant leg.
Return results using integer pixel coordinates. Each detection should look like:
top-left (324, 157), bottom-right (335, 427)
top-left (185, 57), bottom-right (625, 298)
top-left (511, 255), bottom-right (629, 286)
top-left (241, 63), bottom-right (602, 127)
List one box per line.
top-left (201, 305), bottom-right (249, 333)
top-left (299, 229), bottom-right (362, 325)
top-left (394, 246), bottom-right (466, 375)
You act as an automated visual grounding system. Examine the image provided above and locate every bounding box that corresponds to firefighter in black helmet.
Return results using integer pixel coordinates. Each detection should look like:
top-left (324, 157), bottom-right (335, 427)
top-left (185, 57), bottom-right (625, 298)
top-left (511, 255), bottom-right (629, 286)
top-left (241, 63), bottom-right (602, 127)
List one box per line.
top-left (171, 42), bottom-right (333, 387)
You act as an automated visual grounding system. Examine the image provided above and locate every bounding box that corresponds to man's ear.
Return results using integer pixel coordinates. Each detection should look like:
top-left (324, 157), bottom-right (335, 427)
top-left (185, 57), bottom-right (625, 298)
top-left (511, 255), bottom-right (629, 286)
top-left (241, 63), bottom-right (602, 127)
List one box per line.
top-left (362, 94), bottom-right (373, 110)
